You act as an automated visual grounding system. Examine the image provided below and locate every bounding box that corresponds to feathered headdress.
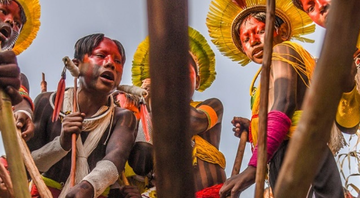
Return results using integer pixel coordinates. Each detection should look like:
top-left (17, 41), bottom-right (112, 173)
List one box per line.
top-left (132, 27), bottom-right (216, 92)
top-left (0, 0), bottom-right (41, 55)
top-left (206, 0), bottom-right (315, 66)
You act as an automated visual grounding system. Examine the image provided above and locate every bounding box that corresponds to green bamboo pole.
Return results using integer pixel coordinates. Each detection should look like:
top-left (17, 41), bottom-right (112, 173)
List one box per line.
top-left (0, 89), bottom-right (31, 198)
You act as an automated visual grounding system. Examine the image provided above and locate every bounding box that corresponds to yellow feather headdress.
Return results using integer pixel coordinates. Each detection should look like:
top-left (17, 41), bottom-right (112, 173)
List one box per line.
top-left (132, 27), bottom-right (216, 92)
top-left (2, 0), bottom-right (41, 55)
top-left (206, 0), bottom-right (315, 66)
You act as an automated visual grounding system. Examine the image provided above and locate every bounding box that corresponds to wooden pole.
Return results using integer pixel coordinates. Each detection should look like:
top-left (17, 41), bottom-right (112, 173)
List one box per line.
top-left (231, 131), bottom-right (248, 176)
top-left (147, 0), bottom-right (195, 197)
top-left (255, 0), bottom-right (275, 197)
top-left (40, 72), bottom-right (47, 93)
top-left (0, 89), bottom-right (30, 198)
top-left (16, 128), bottom-right (53, 198)
top-left (274, 0), bottom-right (360, 197)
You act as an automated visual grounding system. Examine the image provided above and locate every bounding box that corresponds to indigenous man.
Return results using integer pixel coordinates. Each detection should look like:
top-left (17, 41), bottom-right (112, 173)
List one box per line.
top-left (131, 27), bottom-right (225, 197)
top-left (27, 33), bottom-right (137, 198)
top-left (0, 0), bottom-right (40, 197)
top-left (206, 0), bottom-right (344, 197)
top-left (0, 0), bottom-right (41, 141)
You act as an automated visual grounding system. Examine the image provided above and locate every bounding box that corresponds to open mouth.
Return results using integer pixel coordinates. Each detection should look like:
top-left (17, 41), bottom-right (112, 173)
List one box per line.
top-left (0, 25), bottom-right (11, 40)
top-left (100, 71), bottom-right (115, 82)
top-left (252, 47), bottom-right (263, 58)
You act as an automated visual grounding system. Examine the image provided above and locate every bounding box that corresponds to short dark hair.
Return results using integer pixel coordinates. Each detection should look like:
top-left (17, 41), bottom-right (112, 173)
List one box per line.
top-left (74, 33), bottom-right (126, 64)
top-left (292, 0), bottom-right (305, 11)
top-left (234, 11), bottom-right (284, 50)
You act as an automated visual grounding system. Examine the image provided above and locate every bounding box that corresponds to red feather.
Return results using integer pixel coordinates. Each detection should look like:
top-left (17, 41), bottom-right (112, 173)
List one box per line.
top-left (52, 69), bottom-right (66, 122)
top-left (232, 0), bottom-right (247, 9)
top-left (140, 104), bottom-right (152, 142)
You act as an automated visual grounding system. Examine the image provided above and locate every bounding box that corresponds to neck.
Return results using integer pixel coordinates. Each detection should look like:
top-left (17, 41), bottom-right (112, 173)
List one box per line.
top-left (77, 88), bottom-right (109, 117)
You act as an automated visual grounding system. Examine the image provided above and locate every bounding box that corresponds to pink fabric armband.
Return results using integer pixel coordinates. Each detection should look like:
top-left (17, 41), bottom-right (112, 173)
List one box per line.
top-left (248, 110), bottom-right (291, 167)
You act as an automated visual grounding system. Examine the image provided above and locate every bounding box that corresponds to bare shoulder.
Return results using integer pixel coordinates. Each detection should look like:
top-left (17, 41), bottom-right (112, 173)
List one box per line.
top-left (112, 106), bottom-right (137, 131)
top-left (199, 98), bottom-right (223, 108)
top-left (273, 42), bottom-right (303, 63)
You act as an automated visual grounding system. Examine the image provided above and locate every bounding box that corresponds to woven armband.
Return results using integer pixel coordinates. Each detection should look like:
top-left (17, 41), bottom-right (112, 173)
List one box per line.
top-left (82, 160), bottom-right (119, 198)
top-left (336, 85), bottom-right (360, 128)
top-left (197, 105), bottom-right (218, 130)
top-left (248, 111), bottom-right (291, 167)
top-left (19, 85), bottom-right (34, 111)
top-left (31, 136), bottom-right (69, 172)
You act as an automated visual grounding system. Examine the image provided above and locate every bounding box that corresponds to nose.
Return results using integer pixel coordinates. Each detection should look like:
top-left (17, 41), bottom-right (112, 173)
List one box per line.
top-left (317, 2), bottom-right (329, 14)
top-left (250, 35), bottom-right (260, 46)
top-left (4, 17), bottom-right (15, 28)
top-left (104, 55), bottom-right (115, 70)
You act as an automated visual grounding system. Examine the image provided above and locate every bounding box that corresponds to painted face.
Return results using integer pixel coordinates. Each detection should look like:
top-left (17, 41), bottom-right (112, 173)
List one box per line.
top-left (79, 37), bottom-right (124, 94)
top-left (239, 16), bottom-right (266, 64)
top-left (0, 1), bottom-right (23, 50)
top-left (300, 0), bottom-right (330, 28)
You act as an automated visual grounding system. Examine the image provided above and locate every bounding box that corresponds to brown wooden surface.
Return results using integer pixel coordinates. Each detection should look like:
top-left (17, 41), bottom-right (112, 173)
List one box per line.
top-left (274, 0), bottom-right (360, 197)
top-left (231, 131), bottom-right (248, 176)
top-left (16, 128), bottom-right (53, 198)
top-left (255, 0), bottom-right (275, 197)
top-left (147, 0), bottom-right (195, 197)
top-left (0, 89), bottom-right (30, 198)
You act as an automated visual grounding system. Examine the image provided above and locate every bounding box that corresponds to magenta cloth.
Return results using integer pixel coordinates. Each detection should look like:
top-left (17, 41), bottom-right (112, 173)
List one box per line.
top-left (248, 110), bottom-right (291, 167)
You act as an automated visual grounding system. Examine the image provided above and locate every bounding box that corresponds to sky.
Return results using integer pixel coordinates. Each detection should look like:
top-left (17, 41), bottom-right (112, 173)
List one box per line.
top-left (0, 0), bottom-right (359, 197)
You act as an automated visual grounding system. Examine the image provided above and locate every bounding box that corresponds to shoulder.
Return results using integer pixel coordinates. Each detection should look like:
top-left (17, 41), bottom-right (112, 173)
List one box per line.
top-left (34, 92), bottom-right (53, 106)
top-left (197, 98), bottom-right (223, 109)
top-left (113, 106), bottom-right (137, 127)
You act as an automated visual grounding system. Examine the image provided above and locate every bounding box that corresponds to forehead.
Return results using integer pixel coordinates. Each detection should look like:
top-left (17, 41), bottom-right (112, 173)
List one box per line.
top-left (0, 1), bottom-right (21, 16)
top-left (94, 38), bottom-right (121, 55)
top-left (240, 16), bottom-right (265, 33)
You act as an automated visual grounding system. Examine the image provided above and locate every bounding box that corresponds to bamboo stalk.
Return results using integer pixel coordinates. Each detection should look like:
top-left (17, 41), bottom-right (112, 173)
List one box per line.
top-left (274, 0), bottom-right (360, 197)
top-left (15, 127), bottom-right (53, 198)
top-left (147, 0), bottom-right (195, 197)
top-left (255, 0), bottom-right (275, 197)
top-left (231, 131), bottom-right (248, 176)
top-left (0, 89), bottom-right (30, 198)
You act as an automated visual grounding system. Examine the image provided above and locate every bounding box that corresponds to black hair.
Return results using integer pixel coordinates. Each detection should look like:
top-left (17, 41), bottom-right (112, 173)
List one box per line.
top-left (74, 33), bottom-right (126, 64)
top-left (292, 0), bottom-right (305, 11)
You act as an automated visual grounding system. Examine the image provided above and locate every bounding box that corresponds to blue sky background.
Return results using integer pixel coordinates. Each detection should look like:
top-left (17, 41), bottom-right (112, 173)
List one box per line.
top-left (0, 0), bottom-right (359, 196)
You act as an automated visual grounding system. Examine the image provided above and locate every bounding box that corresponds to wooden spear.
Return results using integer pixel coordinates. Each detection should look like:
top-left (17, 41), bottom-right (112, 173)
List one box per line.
top-left (274, 0), bottom-right (360, 197)
top-left (0, 90), bottom-right (30, 198)
top-left (255, 0), bottom-right (275, 197)
top-left (147, 0), bottom-right (195, 197)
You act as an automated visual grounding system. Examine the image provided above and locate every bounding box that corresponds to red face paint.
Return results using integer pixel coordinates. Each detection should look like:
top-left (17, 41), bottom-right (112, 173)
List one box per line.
top-left (300, 0), bottom-right (330, 28)
top-left (79, 38), bottom-right (124, 93)
top-left (239, 16), bottom-right (266, 64)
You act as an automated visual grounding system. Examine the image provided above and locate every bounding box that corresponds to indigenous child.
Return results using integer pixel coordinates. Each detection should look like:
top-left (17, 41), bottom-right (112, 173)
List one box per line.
top-left (129, 27), bottom-right (225, 198)
top-left (27, 33), bottom-right (137, 198)
top-left (207, 0), bottom-right (344, 197)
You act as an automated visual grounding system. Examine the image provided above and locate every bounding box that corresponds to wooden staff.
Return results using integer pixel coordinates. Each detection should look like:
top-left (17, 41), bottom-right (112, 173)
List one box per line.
top-left (274, 0), bottom-right (360, 197)
top-left (255, 0), bottom-right (275, 197)
top-left (147, 0), bottom-right (195, 197)
top-left (0, 90), bottom-right (30, 198)
top-left (40, 72), bottom-right (47, 92)
top-left (231, 130), bottom-right (248, 176)
top-left (15, 127), bottom-right (53, 198)
top-left (63, 56), bottom-right (80, 187)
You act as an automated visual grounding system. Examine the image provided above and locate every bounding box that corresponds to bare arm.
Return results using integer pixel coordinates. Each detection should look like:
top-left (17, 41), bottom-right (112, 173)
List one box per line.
top-left (189, 98), bottom-right (223, 136)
